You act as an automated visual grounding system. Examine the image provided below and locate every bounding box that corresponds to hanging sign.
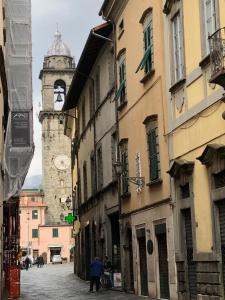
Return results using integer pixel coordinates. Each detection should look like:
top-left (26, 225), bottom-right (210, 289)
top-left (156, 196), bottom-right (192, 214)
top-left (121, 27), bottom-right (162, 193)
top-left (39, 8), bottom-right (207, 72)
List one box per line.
top-left (11, 111), bottom-right (30, 147)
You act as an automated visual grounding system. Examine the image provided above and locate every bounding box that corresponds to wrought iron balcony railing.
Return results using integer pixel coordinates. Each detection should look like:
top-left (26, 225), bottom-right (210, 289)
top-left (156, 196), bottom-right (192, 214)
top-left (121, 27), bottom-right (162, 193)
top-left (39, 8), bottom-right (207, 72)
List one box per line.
top-left (209, 27), bottom-right (225, 89)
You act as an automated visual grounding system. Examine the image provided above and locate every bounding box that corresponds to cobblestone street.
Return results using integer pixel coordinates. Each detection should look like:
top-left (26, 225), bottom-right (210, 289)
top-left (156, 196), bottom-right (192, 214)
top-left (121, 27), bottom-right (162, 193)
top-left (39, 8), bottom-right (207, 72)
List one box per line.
top-left (20, 263), bottom-right (144, 300)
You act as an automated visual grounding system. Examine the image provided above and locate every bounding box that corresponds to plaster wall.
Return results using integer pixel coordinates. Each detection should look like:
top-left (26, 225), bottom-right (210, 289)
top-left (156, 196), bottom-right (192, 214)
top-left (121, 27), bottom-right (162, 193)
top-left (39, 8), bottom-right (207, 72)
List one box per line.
top-left (38, 226), bottom-right (74, 263)
top-left (115, 0), bottom-right (170, 214)
top-left (131, 204), bottom-right (176, 299)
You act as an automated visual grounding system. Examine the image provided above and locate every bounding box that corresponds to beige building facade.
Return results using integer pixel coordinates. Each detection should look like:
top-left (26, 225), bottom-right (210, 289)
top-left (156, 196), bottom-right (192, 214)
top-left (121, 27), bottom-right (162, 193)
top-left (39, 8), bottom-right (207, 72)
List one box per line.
top-left (63, 22), bottom-right (120, 281)
top-left (100, 1), bottom-right (176, 298)
top-left (164, 0), bottom-right (225, 299)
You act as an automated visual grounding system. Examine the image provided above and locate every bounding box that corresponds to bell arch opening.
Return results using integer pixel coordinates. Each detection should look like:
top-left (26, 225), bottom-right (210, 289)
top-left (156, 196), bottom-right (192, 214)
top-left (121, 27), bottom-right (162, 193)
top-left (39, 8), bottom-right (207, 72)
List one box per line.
top-left (54, 79), bottom-right (66, 110)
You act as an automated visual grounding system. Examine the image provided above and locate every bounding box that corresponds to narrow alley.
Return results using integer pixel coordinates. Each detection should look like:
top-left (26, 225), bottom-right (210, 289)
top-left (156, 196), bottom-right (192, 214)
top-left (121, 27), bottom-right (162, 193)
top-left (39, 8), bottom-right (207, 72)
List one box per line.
top-left (20, 263), bottom-right (143, 300)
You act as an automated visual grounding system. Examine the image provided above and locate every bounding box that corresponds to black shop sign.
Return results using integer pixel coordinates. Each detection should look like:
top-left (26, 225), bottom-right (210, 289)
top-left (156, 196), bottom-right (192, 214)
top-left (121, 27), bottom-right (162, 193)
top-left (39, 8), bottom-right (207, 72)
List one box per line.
top-left (12, 111), bottom-right (30, 147)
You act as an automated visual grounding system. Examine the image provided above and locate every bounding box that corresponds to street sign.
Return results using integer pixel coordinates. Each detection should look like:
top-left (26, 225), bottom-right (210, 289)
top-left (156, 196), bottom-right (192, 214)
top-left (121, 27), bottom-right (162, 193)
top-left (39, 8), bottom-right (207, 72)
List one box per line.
top-left (64, 213), bottom-right (76, 225)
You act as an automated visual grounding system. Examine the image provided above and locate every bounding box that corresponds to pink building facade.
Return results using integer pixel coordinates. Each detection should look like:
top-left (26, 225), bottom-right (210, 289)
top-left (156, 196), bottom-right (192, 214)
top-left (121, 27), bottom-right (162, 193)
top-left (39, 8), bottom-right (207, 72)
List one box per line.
top-left (20, 190), bottom-right (74, 263)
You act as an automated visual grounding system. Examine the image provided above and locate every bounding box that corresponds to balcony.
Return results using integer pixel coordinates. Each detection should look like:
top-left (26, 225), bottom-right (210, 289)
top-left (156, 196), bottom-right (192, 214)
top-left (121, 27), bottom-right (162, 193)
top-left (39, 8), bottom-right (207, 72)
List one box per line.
top-left (209, 27), bottom-right (225, 89)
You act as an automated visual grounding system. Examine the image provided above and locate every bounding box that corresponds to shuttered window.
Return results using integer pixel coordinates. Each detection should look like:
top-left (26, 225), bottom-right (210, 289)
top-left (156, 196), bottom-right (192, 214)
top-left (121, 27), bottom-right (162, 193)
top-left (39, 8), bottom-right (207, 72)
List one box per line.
top-left (95, 67), bottom-right (101, 108)
top-left (83, 161), bottom-right (87, 202)
top-left (136, 11), bottom-right (153, 74)
top-left (53, 228), bottom-right (58, 238)
top-left (90, 153), bottom-right (96, 195)
top-left (204, 0), bottom-right (216, 54)
top-left (144, 115), bottom-right (160, 182)
top-left (32, 229), bottom-right (38, 238)
top-left (115, 52), bottom-right (126, 104)
top-left (32, 210), bottom-right (38, 219)
top-left (172, 13), bottom-right (184, 82)
top-left (97, 146), bottom-right (103, 190)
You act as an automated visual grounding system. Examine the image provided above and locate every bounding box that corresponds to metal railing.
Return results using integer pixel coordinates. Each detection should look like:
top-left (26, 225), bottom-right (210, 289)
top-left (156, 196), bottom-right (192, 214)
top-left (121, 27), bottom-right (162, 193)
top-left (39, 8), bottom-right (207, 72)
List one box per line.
top-left (209, 27), bottom-right (225, 82)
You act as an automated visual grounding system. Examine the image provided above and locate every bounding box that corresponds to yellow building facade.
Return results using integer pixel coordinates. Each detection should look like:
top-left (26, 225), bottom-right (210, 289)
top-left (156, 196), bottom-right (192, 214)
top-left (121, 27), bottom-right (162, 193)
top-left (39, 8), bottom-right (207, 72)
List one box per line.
top-left (164, 0), bottom-right (225, 299)
top-left (100, 0), bottom-right (176, 298)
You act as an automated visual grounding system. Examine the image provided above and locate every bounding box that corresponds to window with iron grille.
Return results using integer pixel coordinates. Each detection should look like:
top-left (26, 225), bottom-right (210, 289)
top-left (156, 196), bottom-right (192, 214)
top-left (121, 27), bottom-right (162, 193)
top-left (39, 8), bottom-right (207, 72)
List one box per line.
top-left (214, 169), bottom-right (225, 189)
top-left (83, 161), bottom-right (88, 201)
top-left (90, 153), bottom-right (96, 195)
top-left (111, 132), bottom-right (117, 181)
top-left (115, 52), bottom-right (126, 105)
top-left (89, 85), bottom-right (94, 119)
top-left (97, 146), bottom-right (103, 190)
top-left (180, 183), bottom-right (190, 199)
top-left (203, 0), bottom-right (217, 55)
top-left (52, 228), bottom-right (58, 238)
top-left (32, 229), bottom-right (38, 238)
top-left (144, 115), bottom-right (160, 182)
top-left (82, 99), bottom-right (86, 132)
top-left (95, 66), bottom-right (101, 108)
top-left (120, 139), bottom-right (129, 194)
top-left (136, 10), bottom-right (154, 74)
top-left (32, 210), bottom-right (38, 219)
top-left (172, 12), bottom-right (184, 83)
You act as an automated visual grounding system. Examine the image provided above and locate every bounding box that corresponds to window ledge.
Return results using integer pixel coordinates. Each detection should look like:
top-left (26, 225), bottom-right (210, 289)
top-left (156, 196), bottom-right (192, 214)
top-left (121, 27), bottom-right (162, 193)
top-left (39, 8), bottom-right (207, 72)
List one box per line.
top-left (117, 100), bottom-right (128, 111)
top-left (169, 78), bottom-right (186, 94)
top-left (146, 178), bottom-right (162, 187)
top-left (140, 69), bottom-right (155, 84)
top-left (199, 54), bottom-right (210, 69)
top-left (118, 29), bottom-right (125, 40)
top-left (120, 192), bottom-right (131, 199)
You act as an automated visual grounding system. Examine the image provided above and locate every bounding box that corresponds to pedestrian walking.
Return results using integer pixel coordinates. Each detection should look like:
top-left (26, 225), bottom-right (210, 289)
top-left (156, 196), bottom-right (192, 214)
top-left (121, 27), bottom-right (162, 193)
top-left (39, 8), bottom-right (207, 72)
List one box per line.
top-left (25, 256), bottom-right (30, 271)
top-left (36, 256), bottom-right (40, 268)
top-left (103, 255), bottom-right (113, 288)
top-left (89, 257), bottom-right (104, 292)
top-left (40, 255), bottom-right (44, 267)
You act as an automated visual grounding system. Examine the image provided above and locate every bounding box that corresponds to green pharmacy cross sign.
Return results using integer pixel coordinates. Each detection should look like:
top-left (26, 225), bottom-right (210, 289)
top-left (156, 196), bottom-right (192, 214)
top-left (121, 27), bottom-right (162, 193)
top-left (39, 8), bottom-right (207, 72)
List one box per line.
top-left (65, 213), bottom-right (76, 225)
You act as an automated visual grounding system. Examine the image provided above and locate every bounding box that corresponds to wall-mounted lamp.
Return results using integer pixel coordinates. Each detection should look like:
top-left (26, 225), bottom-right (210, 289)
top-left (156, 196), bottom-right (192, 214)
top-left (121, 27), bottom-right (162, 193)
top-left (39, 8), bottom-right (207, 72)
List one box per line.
top-left (113, 160), bottom-right (145, 188)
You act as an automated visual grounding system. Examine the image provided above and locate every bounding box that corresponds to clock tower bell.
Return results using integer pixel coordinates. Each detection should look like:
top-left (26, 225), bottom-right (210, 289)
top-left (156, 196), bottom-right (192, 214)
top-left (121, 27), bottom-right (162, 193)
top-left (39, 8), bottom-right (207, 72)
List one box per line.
top-left (39, 31), bottom-right (75, 224)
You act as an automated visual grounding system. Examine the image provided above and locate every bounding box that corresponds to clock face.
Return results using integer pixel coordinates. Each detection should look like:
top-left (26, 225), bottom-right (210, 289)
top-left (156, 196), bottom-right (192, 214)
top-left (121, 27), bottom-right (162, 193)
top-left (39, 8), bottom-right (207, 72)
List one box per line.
top-left (54, 154), bottom-right (70, 170)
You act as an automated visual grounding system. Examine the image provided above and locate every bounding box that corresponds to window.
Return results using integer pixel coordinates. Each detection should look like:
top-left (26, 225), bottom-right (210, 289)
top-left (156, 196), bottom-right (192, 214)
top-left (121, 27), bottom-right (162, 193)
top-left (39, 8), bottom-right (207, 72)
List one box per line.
top-left (95, 67), bottom-right (101, 108)
top-left (32, 210), bottom-right (38, 219)
top-left (172, 13), bottom-right (184, 83)
top-left (111, 132), bottom-right (117, 181)
top-left (83, 161), bottom-right (87, 201)
top-left (32, 229), bottom-right (38, 238)
top-left (53, 228), bottom-right (58, 238)
top-left (89, 85), bottom-right (94, 119)
top-left (120, 139), bottom-right (129, 194)
top-left (144, 115), bottom-right (160, 182)
top-left (97, 146), bottom-right (103, 190)
top-left (31, 197), bottom-right (35, 202)
top-left (90, 153), bottom-right (96, 195)
top-left (82, 99), bottom-right (86, 132)
top-left (180, 183), bottom-right (190, 199)
top-left (115, 52), bottom-right (126, 105)
top-left (203, 0), bottom-right (216, 55)
top-left (136, 10), bottom-right (154, 74)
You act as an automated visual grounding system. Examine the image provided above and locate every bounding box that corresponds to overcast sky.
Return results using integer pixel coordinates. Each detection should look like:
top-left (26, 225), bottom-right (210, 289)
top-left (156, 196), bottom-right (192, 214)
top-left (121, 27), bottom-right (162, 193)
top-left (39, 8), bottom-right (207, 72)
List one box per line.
top-left (27, 0), bottom-right (103, 177)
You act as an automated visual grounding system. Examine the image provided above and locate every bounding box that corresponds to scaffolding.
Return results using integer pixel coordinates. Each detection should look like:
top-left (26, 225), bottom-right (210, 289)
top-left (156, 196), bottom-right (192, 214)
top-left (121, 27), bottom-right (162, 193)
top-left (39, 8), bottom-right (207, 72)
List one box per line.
top-left (4, 0), bottom-right (34, 200)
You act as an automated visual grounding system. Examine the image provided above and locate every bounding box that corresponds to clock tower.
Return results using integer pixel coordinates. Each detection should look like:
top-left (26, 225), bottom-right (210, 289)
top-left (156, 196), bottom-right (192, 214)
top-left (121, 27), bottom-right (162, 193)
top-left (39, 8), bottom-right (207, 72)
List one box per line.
top-left (39, 31), bottom-right (75, 224)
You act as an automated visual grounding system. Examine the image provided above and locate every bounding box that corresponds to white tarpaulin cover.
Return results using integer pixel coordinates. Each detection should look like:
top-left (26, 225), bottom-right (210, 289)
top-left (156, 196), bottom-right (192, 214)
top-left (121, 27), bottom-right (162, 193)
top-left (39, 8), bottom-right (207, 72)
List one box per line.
top-left (4, 0), bottom-right (34, 200)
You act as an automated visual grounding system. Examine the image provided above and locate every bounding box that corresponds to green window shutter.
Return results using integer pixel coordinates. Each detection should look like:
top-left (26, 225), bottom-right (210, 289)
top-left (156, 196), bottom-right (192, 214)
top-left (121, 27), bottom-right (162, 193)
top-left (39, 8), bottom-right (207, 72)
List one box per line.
top-left (53, 228), bottom-right (58, 238)
top-left (32, 210), bottom-right (38, 219)
top-left (136, 24), bottom-right (153, 74)
top-left (136, 47), bottom-right (151, 73)
top-left (149, 128), bottom-right (158, 181)
top-left (32, 229), bottom-right (38, 238)
top-left (114, 80), bottom-right (125, 101)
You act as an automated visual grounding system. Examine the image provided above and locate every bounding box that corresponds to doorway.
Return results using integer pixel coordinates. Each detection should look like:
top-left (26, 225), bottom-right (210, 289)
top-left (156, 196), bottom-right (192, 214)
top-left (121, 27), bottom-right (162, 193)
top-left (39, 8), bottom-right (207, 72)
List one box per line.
top-left (182, 208), bottom-right (197, 300)
top-left (50, 247), bottom-right (61, 262)
top-left (137, 228), bottom-right (148, 296)
top-left (85, 225), bottom-right (90, 280)
top-left (155, 223), bottom-right (169, 299)
top-left (217, 200), bottom-right (225, 295)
